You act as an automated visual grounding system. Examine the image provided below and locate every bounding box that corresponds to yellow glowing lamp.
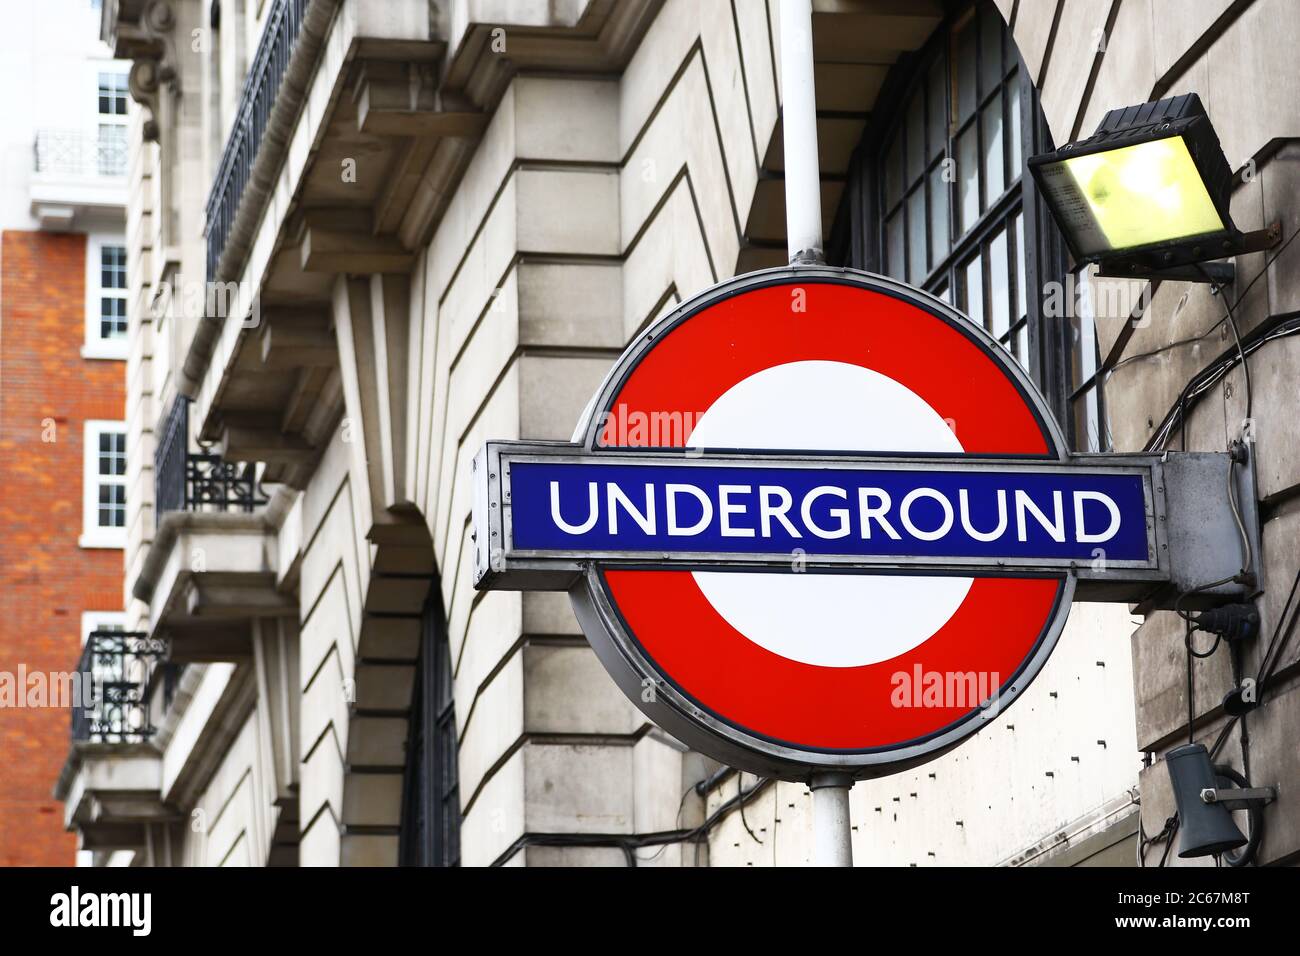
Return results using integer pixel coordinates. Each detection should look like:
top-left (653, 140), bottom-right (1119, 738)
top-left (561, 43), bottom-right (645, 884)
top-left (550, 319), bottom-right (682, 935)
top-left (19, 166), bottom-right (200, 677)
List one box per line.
top-left (1059, 137), bottom-right (1224, 253)
top-left (1029, 94), bottom-right (1265, 276)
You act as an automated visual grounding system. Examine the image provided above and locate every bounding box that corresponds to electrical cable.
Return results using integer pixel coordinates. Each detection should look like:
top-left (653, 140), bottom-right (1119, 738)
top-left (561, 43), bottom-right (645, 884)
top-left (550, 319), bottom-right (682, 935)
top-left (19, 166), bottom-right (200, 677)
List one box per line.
top-left (491, 773), bottom-right (774, 866)
top-left (1175, 577), bottom-right (1239, 623)
top-left (1260, 580), bottom-right (1300, 691)
top-left (1138, 815), bottom-right (1176, 868)
top-left (631, 774), bottom-right (709, 865)
top-left (1222, 223), bottom-right (1300, 328)
top-left (1225, 451), bottom-right (1253, 579)
top-left (1145, 314), bottom-right (1300, 453)
top-left (1158, 818), bottom-right (1179, 867)
top-left (737, 773), bottom-right (764, 845)
top-left (1214, 765), bottom-right (1263, 867)
top-left (1197, 263), bottom-right (1253, 423)
top-left (1186, 628), bottom-right (1222, 660)
top-left (1253, 564), bottom-right (1300, 689)
top-left (1209, 714), bottom-right (1238, 760)
top-left (1184, 614), bottom-right (1197, 746)
top-left (1115, 226), bottom-right (1300, 376)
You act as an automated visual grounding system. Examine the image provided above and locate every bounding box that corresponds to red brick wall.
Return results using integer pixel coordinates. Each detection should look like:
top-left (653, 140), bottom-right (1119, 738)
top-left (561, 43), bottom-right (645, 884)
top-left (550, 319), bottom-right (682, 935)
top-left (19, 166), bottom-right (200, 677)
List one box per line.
top-left (0, 230), bottom-right (125, 866)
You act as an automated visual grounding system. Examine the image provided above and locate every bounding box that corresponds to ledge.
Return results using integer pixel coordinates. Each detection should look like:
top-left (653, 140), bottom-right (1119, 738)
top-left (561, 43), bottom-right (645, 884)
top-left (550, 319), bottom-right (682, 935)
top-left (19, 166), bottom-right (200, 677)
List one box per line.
top-left (133, 511), bottom-right (294, 658)
top-left (55, 742), bottom-right (177, 853)
top-left (187, 0), bottom-right (659, 462)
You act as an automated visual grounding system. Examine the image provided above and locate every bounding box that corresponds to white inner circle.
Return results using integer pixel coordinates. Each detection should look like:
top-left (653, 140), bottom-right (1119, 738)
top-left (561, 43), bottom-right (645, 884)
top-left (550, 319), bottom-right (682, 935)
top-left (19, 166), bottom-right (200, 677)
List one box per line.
top-left (687, 360), bottom-right (973, 668)
top-left (688, 360), bottom-right (964, 454)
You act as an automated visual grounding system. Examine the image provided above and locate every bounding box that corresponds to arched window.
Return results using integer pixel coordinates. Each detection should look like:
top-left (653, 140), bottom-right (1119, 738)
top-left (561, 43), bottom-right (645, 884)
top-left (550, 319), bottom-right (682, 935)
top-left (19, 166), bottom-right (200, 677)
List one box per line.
top-left (833, 1), bottom-right (1106, 451)
top-left (399, 589), bottom-right (461, 867)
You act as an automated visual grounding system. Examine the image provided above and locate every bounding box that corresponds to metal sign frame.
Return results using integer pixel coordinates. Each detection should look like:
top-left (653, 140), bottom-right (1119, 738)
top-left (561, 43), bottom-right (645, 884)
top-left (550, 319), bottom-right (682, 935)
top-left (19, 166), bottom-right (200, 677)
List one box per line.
top-left (473, 443), bottom-right (1168, 590)
top-left (470, 267), bottom-right (1255, 780)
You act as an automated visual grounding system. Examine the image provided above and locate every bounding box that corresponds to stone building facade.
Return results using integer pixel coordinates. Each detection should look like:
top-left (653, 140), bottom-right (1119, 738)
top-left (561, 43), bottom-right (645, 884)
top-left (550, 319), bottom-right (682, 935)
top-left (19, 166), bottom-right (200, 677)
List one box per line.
top-left (56, 0), bottom-right (1299, 866)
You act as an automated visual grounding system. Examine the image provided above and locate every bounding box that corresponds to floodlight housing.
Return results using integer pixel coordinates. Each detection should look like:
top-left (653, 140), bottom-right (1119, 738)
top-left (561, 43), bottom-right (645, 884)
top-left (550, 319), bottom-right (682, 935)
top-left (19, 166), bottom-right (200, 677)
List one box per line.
top-left (1029, 94), bottom-right (1278, 282)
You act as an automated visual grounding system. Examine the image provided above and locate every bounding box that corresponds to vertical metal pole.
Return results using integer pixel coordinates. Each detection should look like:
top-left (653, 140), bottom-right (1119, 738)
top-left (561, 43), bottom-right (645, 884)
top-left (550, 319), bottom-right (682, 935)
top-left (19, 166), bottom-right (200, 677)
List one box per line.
top-left (779, 0), bottom-right (824, 264)
top-left (810, 771), bottom-right (854, 867)
top-left (781, 0), bottom-right (852, 868)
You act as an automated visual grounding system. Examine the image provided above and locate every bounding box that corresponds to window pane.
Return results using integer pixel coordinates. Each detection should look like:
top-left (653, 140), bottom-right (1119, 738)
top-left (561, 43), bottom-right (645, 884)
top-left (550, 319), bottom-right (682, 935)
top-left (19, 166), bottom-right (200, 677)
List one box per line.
top-left (906, 93), bottom-right (926, 183)
top-left (907, 187), bottom-right (927, 284)
top-left (929, 165), bottom-right (949, 266)
top-left (97, 124), bottom-right (127, 176)
top-left (886, 211), bottom-right (904, 280)
top-left (980, 6), bottom-right (1003, 95)
top-left (1071, 282), bottom-right (1099, 390)
top-left (927, 57), bottom-right (947, 162)
top-left (885, 135), bottom-right (904, 211)
top-left (1073, 386), bottom-right (1102, 453)
top-left (98, 484), bottom-right (125, 528)
top-left (957, 125), bottom-right (979, 233)
top-left (981, 100), bottom-right (1004, 207)
top-left (989, 227), bottom-right (1010, 340)
top-left (101, 246), bottom-right (127, 289)
top-left (1014, 212), bottom-right (1027, 320)
top-left (1015, 322), bottom-right (1030, 371)
top-left (962, 254), bottom-right (984, 327)
top-left (954, 18), bottom-right (977, 121)
top-left (97, 431), bottom-right (126, 476)
top-left (98, 72), bottom-right (127, 116)
top-left (1008, 78), bottom-right (1023, 176)
top-left (934, 282), bottom-right (949, 303)
top-left (101, 297), bottom-right (127, 339)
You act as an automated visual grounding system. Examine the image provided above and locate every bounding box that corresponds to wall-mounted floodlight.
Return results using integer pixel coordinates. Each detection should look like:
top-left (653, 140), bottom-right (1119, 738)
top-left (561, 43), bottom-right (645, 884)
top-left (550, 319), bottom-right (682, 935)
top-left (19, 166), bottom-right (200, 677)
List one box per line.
top-left (1030, 94), bottom-right (1279, 283)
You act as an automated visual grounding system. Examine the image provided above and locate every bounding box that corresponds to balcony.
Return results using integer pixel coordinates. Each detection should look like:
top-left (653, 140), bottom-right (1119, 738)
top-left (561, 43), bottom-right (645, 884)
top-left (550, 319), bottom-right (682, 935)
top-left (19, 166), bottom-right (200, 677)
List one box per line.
top-left (71, 630), bottom-right (180, 744)
top-left (154, 396), bottom-right (268, 529)
top-left (56, 631), bottom-right (181, 855)
top-left (204, 0), bottom-right (311, 282)
top-left (30, 128), bottom-right (128, 229)
top-left (135, 397), bottom-right (292, 658)
top-left (186, 0), bottom-right (657, 479)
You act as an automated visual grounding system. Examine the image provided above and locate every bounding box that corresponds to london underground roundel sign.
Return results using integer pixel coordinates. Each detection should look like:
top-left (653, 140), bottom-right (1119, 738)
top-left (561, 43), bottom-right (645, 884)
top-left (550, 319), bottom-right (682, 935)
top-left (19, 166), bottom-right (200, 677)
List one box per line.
top-left (474, 267), bottom-right (1158, 780)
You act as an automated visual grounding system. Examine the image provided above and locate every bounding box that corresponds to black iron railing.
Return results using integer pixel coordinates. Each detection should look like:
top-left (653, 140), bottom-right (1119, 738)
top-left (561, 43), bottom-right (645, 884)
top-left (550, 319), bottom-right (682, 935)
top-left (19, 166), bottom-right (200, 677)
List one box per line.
top-left (203, 0), bottom-right (308, 280)
top-left (154, 397), bottom-right (267, 529)
top-left (155, 394), bottom-right (190, 519)
top-left (71, 631), bottom-right (170, 744)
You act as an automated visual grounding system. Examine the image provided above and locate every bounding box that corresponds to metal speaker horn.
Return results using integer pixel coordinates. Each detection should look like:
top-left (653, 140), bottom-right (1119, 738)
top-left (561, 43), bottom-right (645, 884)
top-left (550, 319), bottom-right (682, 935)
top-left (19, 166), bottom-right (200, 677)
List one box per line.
top-left (1166, 743), bottom-right (1247, 858)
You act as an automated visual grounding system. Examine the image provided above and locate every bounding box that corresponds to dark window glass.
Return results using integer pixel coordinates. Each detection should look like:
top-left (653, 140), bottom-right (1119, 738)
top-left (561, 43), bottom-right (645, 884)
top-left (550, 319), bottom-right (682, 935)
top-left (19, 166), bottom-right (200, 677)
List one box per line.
top-left (98, 245), bottom-right (128, 340)
top-left (98, 430), bottom-right (126, 476)
top-left (100, 297), bottom-right (128, 339)
top-left (833, 1), bottom-right (1101, 450)
top-left (98, 72), bottom-right (128, 116)
top-left (400, 588), bottom-right (461, 867)
top-left (101, 245), bottom-right (127, 288)
top-left (1069, 270), bottom-right (1109, 452)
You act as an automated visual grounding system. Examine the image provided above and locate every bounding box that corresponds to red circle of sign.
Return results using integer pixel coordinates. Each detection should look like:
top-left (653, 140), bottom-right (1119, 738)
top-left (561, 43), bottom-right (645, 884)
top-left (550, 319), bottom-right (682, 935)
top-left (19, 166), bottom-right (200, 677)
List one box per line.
top-left (599, 282), bottom-right (1053, 455)
top-left (605, 571), bottom-right (1062, 750)
top-left (593, 277), bottom-right (1064, 754)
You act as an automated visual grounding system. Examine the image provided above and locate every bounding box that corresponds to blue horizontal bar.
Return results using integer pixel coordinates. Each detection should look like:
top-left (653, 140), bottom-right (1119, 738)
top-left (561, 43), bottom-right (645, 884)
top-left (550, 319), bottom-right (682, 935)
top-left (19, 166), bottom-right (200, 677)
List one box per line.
top-left (509, 460), bottom-right (1150, 563)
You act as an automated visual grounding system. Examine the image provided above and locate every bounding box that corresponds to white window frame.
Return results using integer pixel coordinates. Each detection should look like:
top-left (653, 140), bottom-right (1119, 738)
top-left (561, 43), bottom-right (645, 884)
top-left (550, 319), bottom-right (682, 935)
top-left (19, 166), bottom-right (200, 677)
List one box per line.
top-left (80, 611), bottom-right (126, 648)
top-left (96, 69), bottom-right (129, 119)
top-left (81, 419), bottom-right (127, 549)
top-left (84, 233), bottom-right (129, 360)
top-left (95, 66), bottom-right (130, 176)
